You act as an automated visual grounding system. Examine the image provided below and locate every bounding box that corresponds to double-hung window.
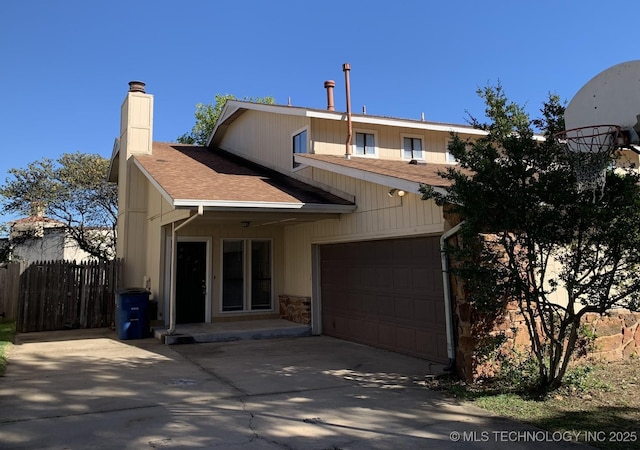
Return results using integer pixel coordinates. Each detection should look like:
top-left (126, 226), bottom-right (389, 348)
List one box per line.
top-left (355, 132), bottom-right (376, 156)
top-left (403, 136), bottom-right (424, 160)
top-left (446, 140), bottom-right (458, 164)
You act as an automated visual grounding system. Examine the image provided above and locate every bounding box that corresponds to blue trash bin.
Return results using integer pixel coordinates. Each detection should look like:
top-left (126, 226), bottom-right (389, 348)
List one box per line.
top-left (116, 288), bottom-right (150, 340)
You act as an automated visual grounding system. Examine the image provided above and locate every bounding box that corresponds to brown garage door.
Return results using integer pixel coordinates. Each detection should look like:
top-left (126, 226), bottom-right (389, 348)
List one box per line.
top-left (320, 236), bottom-right (448, 363)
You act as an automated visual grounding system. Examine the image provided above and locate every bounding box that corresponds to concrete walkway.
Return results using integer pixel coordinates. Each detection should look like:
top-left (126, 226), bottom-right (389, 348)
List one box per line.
top-left (154, 319), bottom-right (311, 344)
top-left (0, 329), bottom-right (584, 449)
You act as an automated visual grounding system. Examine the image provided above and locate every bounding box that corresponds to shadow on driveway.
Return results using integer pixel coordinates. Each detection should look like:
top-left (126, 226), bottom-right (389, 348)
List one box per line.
top-left (0, 329), bottom-right (582, 449)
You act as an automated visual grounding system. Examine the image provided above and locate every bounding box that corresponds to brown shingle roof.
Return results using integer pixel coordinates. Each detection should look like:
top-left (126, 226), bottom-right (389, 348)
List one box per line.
top-left (296, 154), bottom-right (456, 188)
top-left (10, 216), bottom-right (64, 226)
top-left (134, 143), bottom-right (354, 207)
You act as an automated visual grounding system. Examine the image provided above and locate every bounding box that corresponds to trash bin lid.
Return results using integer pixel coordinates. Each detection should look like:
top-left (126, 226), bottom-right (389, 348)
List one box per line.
top-left (116, 287), bottom-right (149, 295)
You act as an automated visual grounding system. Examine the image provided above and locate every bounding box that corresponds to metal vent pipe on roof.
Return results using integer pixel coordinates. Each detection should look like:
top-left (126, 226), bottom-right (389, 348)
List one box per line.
top-left (324, 80), bottom-right (335, 111)
top-left (343, 63), bottom-right (352, 160)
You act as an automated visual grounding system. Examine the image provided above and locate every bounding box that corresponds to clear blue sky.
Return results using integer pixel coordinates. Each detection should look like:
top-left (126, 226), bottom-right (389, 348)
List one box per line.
top-left (1, 0), bottom-right (638, 223)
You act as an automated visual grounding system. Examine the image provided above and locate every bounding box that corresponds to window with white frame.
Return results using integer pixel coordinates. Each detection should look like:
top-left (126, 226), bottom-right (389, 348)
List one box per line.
top-left (354, 131), bottom-right (376, 156)
top-left (402, 136), bottom-right (424, 160)
top-left (292, 128), bottom-right (308, 168)
top-left (446, 140), bottom-right (458, 164)
top-left (222, 239), bottom-right (273, 312)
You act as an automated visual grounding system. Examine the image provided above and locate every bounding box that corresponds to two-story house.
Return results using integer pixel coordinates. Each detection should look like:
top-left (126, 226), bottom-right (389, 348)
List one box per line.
top-left (108, 76), bottom-right (485, 365)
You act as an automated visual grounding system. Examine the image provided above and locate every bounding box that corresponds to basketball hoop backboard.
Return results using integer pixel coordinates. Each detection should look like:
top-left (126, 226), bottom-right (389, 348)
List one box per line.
top-left (560, 60), bottom-right (640, 200)
top-left (565, 60), bottom-right (640, 148)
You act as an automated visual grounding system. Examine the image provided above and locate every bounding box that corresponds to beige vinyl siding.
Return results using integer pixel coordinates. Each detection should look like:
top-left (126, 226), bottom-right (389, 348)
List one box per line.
top-left (310, 117), bottom-right (346, 156)
top-left (217, 112), bottom-right (478, 174)
top-left (618, 148), bottom-right (640, 169)
top-left (217, 109), bottom-right (309, 172)
top-left (282, 170), bottom-right (444, 296)
top-left (310, 118), bottom-right (475, 163)
top-left (144, 185), bottom-right (166, 304)
top-left (282, 225), bottom-right (314, 296)
top-left (123, 164), bottom-right (149, 288)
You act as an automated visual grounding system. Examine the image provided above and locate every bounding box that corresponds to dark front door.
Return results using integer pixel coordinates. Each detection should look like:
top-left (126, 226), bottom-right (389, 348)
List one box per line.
top-left (176, 241), bottom-right (207, 324)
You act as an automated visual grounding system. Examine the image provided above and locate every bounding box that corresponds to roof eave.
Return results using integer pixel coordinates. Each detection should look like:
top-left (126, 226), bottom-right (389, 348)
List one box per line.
top-left (107, 138), bottom-right (121, 182)
top-left (173, 199), bottom-right (356, 214)
top-left (294, 154), bottom-right (448, 197)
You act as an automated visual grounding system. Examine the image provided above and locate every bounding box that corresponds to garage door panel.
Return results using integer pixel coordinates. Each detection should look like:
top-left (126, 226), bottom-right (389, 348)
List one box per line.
top-left (435, 305), bottom-right (446, 325)
top-left (376, 296), bottom-right (395, 317)
top-left (361, 266), bottom-right (377, 288)
top-left (321, 236), bottom-right (448, 363)
top-left (359, 292), bottom-right (378, 316)
top-left (376, 267), bottom-right (392, 287)
top-left (397, 327), bottom-right (418, 353)
top-left (414, 298), bottom-right (435, 323)
top-left (415, 330), bottom-right (439, 356)
top-left (393, 267), bottom-right (411, 289)
top-left (412, 267), bottom-right (434, 290)
top-left (394, 296), bottom-right (414, 320)
top-left (378, 323), bottom-right (397, 348)
top-left (324, 314), bottom-right (348, 336)
top-left (437, 335), bottom-right (449, 360)
top-left (351, 319), bottom-right (378, 343)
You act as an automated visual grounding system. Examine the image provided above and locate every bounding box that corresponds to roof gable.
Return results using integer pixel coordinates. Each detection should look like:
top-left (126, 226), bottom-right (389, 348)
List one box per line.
top-left (209, 100), bottom-right (487, 148)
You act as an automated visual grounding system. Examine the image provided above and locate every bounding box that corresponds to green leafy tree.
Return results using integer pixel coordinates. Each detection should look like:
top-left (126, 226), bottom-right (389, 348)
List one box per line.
top-left (177, 94), bottom-right (275, 145)
top-left (0, 152), bottom-right (117, 261)
top-left (421, 84), bottom-right (640, 393)
top-left (0, 224), bottom-right (9, 263)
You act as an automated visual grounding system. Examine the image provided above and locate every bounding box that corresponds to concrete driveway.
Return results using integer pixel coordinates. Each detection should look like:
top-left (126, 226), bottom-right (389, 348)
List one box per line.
top-left (0, 329), bottom-right (582, 449)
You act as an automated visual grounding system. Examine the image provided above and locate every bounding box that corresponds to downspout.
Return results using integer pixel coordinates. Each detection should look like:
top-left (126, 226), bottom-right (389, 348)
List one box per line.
top-left (167, 205), bottom-right (204, 335)
top-left (343, 63), bottom-right (352, 160)
top-left (440, 220), bottom-right (464, 371)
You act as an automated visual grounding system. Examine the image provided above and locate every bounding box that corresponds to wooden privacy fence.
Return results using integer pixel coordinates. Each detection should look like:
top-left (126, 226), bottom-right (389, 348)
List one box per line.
top-left (2, 259), bottom-right (123, 333)
top-left (0, 261), bottom-right (25, 321)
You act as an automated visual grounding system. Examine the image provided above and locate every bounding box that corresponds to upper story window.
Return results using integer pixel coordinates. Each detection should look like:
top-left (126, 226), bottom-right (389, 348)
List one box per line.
top-left (446, 140), bottom-right (458, 164)
top-left (402, 136), bottom-right (424, 160)
top-left (292, 128), bottom-right (308, 168)
top-left (355, 132), bottom-right (377, 157)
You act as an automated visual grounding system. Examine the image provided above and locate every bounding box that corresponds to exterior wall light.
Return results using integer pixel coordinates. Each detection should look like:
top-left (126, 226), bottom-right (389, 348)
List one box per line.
top-left (388, 188), bottom-right (406, 197)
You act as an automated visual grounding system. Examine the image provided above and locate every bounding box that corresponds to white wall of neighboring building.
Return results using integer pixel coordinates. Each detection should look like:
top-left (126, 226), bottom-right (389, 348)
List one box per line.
top-left (10, 219), bottom-right (112, 263)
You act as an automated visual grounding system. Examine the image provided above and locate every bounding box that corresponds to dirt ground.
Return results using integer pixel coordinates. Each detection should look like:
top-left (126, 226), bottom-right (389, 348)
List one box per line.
top-left (552, 357), bottom-right (640, 412)
top-left (533, 358), bottom-right (640, 449)
top-left (431, 357), bottom-right (640, 449)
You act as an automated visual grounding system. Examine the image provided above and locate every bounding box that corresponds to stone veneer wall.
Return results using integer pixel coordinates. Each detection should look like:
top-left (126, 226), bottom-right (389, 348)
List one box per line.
top-left (583, 311), bottom-right (640, 360)
top-left (278, 295), bottom-right (311, 325)
top-left (451, 264), bottom-right (640, 382)
top-left (443, 209), bottom-right (640, 382)
top-left (445, 228), bottom-right (640, 382)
